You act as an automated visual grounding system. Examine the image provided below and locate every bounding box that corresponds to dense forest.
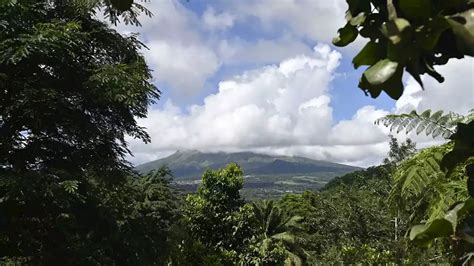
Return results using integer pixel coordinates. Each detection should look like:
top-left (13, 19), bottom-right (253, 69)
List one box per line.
top-left (0, 0), bottom-right (473, 265)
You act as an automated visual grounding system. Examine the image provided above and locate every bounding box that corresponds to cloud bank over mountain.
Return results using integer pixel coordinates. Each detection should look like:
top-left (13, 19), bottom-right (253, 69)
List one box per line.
top-left (114, 0), bottom-right (474, 167)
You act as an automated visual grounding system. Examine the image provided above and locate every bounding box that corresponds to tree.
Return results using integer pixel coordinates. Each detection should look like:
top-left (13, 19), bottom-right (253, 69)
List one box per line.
top-left (125, 167), bottom-right (181, 265)
top-left (0, 0), bottom-right (165, 263)
top-left (383, 135), bottom-right (417, 167)
top-left (279, 178), bottom-right (395, 262)
top-left (0, 167), bottom-right (181, 264)
top-left (0, 0), bottom-right (158, 176)
top-left (183, 164), bottom-right (252, 261)
top-left (250, 200), bottom-right (306, 265)
top-left (64, 0), bottom-right (152, 26)
top-left (334, 0), bottom-right (474, 99)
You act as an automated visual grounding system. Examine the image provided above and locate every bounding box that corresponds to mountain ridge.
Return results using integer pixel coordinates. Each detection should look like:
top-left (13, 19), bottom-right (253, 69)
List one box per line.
top-left (135, 150), bottom-right (360, 179)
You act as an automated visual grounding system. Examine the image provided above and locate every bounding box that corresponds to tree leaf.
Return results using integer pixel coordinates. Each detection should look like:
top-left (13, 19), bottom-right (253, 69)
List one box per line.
top-left (448, 9), bottom-right (474, 56)
top-left (409, 219), bottom-right (454, 246)
top-left (363, 59), bottom-right (399, 85)
top-left (333, 23), bottom-right (358, 47)
top-left (399, 0), bottom-right (431, 21)
top-left (352, 41), bottom-right (385, 69)
top-left (381, 18), bottom-right (411, 44)
top-left (347, 0), bottom-right (371, 15)
top-left (350, 12), bottom-right (366, 26)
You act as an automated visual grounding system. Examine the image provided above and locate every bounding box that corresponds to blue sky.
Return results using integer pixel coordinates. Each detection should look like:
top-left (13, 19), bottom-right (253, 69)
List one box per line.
top-left (115, 0), bottom-right (474, 166)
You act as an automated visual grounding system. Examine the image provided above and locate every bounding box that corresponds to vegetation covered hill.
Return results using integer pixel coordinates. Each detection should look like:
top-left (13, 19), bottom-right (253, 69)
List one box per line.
top-left (135, 150), bottom-right (360, 198)
top-left (136, 150), bottom-right (358, 177)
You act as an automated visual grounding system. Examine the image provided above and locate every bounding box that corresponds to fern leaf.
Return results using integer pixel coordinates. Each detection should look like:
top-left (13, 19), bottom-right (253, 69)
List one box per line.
top-left (416, 119), bottom-right (429, 135)
top-left (425, 121), bottom-right (437, 136)
top-left (436, 114), bottom-right (450, 125)
top-left (421, 109), bottom-right (432, 118)
top-left (390, 119), bottom-right (401, 132)
top-left (377, 109), bottom-right (460, 139)
top-left (442, 130), bottom-right (452, 139)
top-left (389, 143), bottom-right (469, 224)
top-left (430, 110), bottom-right (443, 121)
top-left (432, 126), bottom-right (444, 138)
top-left (396, 118), bottom-right (411, 133)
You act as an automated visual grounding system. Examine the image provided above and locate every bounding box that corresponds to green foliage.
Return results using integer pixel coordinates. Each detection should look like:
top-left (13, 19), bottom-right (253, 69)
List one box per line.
top-left (334, 0), bottom-right (474, 99)
top-left (0, 0), bottom-right (158, 176)
top-left (379, 110), bottom-right (474, 264)
top-left (184, 163), bottom-right (249, 252)
top-left (69, 0), bottom-right (153, 26)
top-left (239, 238), bottom-right (287, 266)
top-left (442, 120), bottom-right (474, 176)
top-left (250, 200), bottom-right (306, 264)
top-left (410, 199), bottom-right (474, 264)
top-left (410, 199), bottom-right (474, 245)
top-left (0, 168), bottom-right (180, 264)
top-left (375, 109), bottom-right (474, 139)
top-left (340, 244), bottom-right (393, 265)
top-left (389, 143), bottom-right (469, 224)
top-left (279, 169), bottom-right (398, 263)
top-left (0, 1), bottom-right (173, 264)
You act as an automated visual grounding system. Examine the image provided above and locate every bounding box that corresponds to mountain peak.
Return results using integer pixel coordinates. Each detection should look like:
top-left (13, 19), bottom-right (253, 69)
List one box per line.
top-left (136, 150), bottom-right (359, 178)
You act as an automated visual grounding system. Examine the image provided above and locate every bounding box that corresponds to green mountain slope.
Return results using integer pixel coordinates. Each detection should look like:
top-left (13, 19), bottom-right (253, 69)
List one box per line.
top-left (135, 150), bottom-right (360, 199)
top-left (136, 150), bottom-right (358, 177)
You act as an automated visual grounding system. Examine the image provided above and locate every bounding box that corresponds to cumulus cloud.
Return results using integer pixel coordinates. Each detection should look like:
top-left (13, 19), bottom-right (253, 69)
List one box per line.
top-left (396, 58), bottom-right (474, 115)
top-left (382, 57), bottom-right (474, 149)
top-left (217, 37), bottom-right (313, 66)
top-left (118, 1), bottom-right (472, 167)
top-left (232, 0), bottom-right (347, 42)
top-left (111, 0), bottom-right (221, 95)
top-left (202, 7), bottom-right (235, 31)
top-left (128, 45), bottom-right (392, 167)
top-left (330, 106), bottom-right (389, 145)
top-left (143, 41), bottom-right (219, 95)
top-left (106, 0), bottom-right (360, 96)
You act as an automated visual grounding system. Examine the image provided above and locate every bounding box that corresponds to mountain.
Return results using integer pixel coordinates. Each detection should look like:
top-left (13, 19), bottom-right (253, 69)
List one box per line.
top-left (135, 150), bottom-right (360, 199)
top-left (136, 150), bottom-right (358, 177)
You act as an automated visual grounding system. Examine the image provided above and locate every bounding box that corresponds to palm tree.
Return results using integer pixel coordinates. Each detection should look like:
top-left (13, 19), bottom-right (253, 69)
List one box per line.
top-left (251, 200), bottom-right (307, 265)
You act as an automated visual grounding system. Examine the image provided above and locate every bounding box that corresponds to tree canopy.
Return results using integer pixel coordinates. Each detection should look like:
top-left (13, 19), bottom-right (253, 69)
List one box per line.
top-left (0, 1), bottom-right (167, 264)
top-left (0, 0), bottom-right (158, 177)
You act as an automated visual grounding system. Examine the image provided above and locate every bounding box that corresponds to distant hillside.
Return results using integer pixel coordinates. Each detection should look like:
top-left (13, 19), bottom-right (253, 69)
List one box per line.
top-left (135, 151), bottom-right (360, 199)
top-left (136, 150), bottom-right (359, 178)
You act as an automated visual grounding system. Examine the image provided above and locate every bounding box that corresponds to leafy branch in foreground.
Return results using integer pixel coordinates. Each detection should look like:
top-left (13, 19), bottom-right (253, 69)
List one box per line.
top-left (334, 0), bottom-right (474, 99)
top-left (379, 109), bottom-right (474, 264)
top-left (388, 143), bottom-right (468, 223)
top-left (375, 109), bottom-right (474, 139)
top-left (75, 0), bottom-right (154, 25)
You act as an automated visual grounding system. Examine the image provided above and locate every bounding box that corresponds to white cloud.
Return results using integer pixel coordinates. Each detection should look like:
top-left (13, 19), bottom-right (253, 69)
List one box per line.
top-left (202, 7), bottom-right (235, 31)
top-left (120, 2), bottom-right (473, 168)
top-left (128, 44), bottom-right (393, 167)
top-left (233, 0), bottom-right (347, 43)
top-left (110, 0), bottom-right (220, 94)
top-left (396, 58), bottom-right (474, 115)
top-left (217, 36), bottom-right (313, 66)
top-left (330, 106), bottom-right (389, 145)
top-left (143, 41), bottom-right (219, 95)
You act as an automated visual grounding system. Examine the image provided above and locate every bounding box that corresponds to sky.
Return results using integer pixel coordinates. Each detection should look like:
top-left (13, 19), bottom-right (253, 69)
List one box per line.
top-left (111, 0), bottom-right (474, 167)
